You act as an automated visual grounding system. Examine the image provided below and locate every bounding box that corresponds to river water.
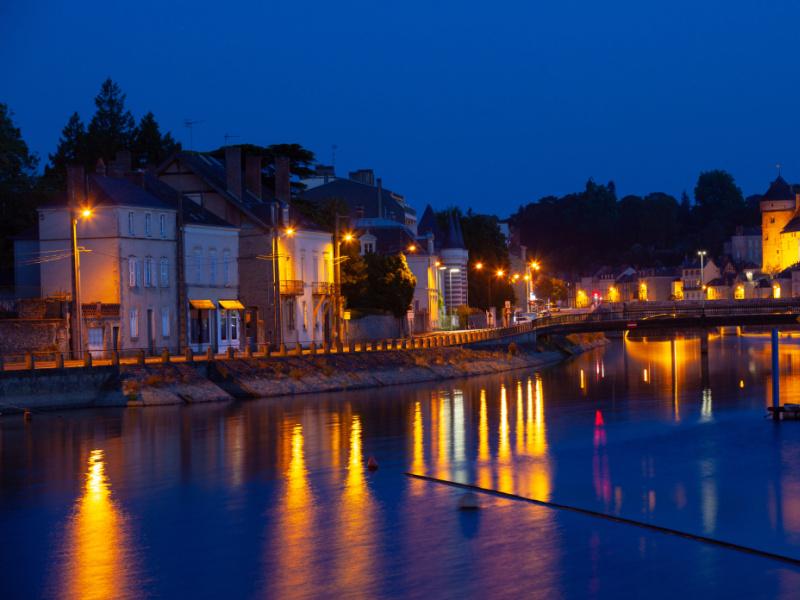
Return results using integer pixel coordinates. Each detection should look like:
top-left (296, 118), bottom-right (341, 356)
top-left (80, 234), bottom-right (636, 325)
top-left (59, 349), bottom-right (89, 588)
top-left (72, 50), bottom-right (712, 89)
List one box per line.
top-left (3, 334), bottom-right (800, 599)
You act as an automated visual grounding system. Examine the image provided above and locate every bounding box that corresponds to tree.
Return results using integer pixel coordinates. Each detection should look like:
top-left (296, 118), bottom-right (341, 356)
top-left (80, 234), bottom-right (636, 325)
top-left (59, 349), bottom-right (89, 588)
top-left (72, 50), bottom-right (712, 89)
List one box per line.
top-left (694, 170), bottom-right (746, 253)
top-left (534, 276), bottom-right (567, 302)
top-left (341, 250), bottom-right (416, 318)
top-left (0, 104), bottom-right (40, 277)
top-left (131, 111), bottom-right (180, 168)
top-left (0, 103), bottom-right (38, 192)
top-left (41, 112), bottom-right (86, 189)
top-left (85, 78), bottom-right (136, 165)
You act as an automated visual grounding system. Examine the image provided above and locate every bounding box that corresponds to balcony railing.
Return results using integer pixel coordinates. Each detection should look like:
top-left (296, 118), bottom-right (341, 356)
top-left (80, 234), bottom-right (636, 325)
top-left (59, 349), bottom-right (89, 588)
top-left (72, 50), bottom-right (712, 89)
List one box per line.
top-left (312, 281), bottom-right (337, 295)
top-left (279, 280), bottom-right (304, 295)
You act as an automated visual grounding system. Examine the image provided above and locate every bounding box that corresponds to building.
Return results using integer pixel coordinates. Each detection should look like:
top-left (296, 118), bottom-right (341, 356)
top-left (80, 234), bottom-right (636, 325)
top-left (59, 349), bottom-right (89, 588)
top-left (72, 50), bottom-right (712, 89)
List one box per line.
top-left (39, 165), bottom-right (179, 356)
top-left (681, 257), bottom-right (720, 301)
top-left (637, 268), bottom-right (680, 302)
top-left (760, 174), bottom-right (800, 274)
top-left (351, 215), bottom-right (442, 333)
top-left (301, 168), bottom-right (418, 232)
top-left (418, 206), bottom-right (468, 317)
top-left (725, 226), bottom-right (762, 267)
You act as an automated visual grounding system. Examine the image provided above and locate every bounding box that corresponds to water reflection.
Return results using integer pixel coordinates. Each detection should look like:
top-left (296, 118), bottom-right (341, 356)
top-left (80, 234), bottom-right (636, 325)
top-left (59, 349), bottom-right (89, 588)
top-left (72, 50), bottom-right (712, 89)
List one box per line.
top-left (57, 449), bottom-right (139, 600)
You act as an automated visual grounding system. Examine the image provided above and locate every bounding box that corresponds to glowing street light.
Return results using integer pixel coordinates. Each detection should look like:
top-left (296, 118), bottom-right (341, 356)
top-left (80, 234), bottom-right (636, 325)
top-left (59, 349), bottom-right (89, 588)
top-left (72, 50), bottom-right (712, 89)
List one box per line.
top-left (343, 232), bottom-right (354, 243)
top-left (285, 227), bottom-right (295, 237)
top-left (475, 261), bottom-right (484, 270)
top-left (71, 206), bottom-right (93, 359)
top-left (407, 244), bottom-right (417, 252)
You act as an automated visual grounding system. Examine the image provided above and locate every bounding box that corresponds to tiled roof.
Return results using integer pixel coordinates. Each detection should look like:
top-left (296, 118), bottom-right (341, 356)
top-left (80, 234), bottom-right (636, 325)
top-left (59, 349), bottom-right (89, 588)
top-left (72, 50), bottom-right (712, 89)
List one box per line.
top-left (144, 174), bottom-right (236, 229)
top-left (763, 175), bottom-right (794, 201)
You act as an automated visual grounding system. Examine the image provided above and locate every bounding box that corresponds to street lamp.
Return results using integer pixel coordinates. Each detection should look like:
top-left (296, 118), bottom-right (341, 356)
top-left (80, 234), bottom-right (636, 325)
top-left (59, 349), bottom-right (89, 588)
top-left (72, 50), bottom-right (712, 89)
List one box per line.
top-left (71, 206), bottom-right (93, 358)
top-left (332, 215), bottom-right (354, 344)
top-left (697, 250), bottom-right (707, 290)
top-left (437, 264), bottom-right (447, 327)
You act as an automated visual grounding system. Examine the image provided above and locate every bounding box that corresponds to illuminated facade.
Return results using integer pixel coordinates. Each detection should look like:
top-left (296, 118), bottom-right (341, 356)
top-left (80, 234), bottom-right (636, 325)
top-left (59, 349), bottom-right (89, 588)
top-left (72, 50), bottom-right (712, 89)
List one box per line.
top-left (760, 175), bottom-right (800, 274)
top-left (39, 169), bottom-right (179, 355)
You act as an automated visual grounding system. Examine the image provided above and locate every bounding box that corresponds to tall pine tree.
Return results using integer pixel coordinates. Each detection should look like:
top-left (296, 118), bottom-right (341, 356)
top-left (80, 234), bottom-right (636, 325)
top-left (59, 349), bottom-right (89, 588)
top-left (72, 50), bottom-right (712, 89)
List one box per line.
top-left (132, 111), bottom-right (180, 168)
top-left (85, 78), bottom-right (135, 165)
top-left (41, 112), bottom-right (86, 189)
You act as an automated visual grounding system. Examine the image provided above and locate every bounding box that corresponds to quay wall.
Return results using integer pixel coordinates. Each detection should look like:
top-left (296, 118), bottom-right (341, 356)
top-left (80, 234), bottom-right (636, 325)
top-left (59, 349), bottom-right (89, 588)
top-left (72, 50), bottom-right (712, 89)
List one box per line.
top-left (0, 333), bottom-right (607, 414)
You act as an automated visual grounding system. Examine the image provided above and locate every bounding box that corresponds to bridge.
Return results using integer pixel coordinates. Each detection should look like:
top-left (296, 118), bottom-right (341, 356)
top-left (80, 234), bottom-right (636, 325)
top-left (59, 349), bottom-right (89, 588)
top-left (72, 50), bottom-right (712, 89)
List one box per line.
top-left (526, 299), bottom-right (800, 336)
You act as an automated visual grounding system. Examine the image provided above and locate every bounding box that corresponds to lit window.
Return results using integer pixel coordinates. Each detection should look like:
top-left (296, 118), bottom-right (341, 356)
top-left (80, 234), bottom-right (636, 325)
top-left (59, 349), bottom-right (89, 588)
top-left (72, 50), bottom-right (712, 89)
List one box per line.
top-left (130, 309), bottom-right (139, 338)
top-left (159, 214), bottom-right (166, 238)
top-left (128, 212), bottom-right (135, 235)
top-left (160, 258), bottom-right (169, 287)
top-left (161, 308), bottom-right (170, 337)
top-left (144, 256), bottom-right (153, 287)
top-left (145, 213), bottom-right (152, 236)
top-left (128, 256), bottom-right (137, 287)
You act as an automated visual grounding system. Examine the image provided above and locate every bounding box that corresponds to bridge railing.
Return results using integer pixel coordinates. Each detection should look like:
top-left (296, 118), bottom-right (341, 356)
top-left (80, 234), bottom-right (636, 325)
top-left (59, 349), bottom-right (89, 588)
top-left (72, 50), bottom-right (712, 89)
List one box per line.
top-left (531, 299), bottom-right (800, 331)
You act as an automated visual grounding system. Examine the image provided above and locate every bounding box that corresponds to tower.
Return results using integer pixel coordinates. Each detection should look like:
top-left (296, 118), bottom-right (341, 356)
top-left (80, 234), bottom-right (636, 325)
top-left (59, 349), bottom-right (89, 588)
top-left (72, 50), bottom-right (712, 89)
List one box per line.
top-left (760, 174), bottom-right (796, 274)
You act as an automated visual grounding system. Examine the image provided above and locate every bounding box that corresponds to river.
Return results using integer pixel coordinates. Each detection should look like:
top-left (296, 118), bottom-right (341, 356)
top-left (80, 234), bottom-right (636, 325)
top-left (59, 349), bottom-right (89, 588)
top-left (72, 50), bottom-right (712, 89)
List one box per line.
top-left (2, 333), bottom-right (800, 599)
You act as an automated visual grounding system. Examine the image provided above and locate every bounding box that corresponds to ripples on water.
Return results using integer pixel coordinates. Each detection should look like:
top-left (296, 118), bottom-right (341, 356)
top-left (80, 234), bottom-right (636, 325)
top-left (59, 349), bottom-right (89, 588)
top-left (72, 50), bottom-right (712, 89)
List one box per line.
top-left (3, 334), bottom-right (800, 598)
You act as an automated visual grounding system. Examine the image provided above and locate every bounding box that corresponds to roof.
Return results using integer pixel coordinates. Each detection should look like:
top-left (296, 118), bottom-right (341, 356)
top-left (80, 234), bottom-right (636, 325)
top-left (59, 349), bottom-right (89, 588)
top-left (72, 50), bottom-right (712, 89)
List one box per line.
top-left (783, 215), bottom-right (800, 233)
top-left (144, 174), bottom-right (236, 229)
top-left (300, 178), bottom-right (416, 226)
top-left (163, 152), bottom-right (272, 228)
top-left (355, 223), bottom-right (419, 255)
top-left (762, 175), bottom-right (794, 202)
top-left (418, 204), bottom-right (442, 239)
top-left (90, 174), bottom-right (174, 210)
top-left (443, 210), bottom-right (465, 249)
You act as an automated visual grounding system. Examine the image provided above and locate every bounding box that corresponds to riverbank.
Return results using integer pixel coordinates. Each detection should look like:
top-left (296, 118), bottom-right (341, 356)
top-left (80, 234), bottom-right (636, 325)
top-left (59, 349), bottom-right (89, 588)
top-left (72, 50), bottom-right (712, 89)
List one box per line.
top-left (0, 333), bottom-right (607, 413)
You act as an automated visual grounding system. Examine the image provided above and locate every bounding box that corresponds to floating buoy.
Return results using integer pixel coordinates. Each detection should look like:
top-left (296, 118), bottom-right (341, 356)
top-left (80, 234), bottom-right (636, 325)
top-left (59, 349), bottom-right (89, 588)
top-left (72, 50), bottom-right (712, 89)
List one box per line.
top-left (367, 456), bottom-right (379, 471)
top-left (458, 491), bottom-right (481, 510)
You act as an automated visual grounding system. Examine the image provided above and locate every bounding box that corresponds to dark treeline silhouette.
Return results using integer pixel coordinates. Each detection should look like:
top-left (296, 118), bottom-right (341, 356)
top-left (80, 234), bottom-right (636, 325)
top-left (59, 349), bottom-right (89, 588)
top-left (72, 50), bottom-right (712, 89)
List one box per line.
top-left (509, 170), bottom-right (760, 275)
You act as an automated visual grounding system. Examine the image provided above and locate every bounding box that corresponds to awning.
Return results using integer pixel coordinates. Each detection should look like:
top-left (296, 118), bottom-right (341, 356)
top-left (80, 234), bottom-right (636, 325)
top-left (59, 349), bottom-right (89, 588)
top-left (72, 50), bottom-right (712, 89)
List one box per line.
top-left (219, 299), bottom-right (245, 310)
top-left (189, 299), bottom-right (216, 310)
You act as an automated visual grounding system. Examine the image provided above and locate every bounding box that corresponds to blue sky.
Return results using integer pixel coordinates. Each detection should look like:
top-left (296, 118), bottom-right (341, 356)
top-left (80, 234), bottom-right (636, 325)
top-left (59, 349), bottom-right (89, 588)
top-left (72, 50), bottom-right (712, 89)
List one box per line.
top-left (2, 0), bottom-right (799, 216)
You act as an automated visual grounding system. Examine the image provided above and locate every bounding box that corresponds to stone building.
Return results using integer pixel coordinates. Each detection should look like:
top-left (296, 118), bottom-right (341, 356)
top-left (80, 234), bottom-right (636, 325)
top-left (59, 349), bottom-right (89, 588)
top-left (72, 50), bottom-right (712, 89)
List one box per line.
top-left (760, 174), bottom-right (800, 274)
top-left (39, 167), bottom-right (179, 356)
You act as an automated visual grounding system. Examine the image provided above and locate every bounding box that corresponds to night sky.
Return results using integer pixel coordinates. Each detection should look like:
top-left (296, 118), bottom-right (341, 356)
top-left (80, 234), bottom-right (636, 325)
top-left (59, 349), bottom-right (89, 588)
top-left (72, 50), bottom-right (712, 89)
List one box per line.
top-left (3, 0), bottom-right (799, 215)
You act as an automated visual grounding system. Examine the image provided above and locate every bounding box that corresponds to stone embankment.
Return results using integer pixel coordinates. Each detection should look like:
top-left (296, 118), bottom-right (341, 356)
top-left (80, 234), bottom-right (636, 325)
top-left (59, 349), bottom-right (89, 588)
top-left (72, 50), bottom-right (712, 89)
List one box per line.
top-left (0, 334), bottom-right (607, 413)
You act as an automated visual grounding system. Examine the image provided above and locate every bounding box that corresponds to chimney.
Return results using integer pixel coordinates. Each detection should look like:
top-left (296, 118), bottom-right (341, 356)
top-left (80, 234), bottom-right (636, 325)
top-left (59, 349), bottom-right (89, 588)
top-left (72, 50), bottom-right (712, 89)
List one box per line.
top-left (245, 155), bottom-right (262, 199)
top-left (348, 169), bottom-right (374, 186)
top-left (377, 177), bottom-right (383, 219)
top-left (275, 156), bottom-right (291, 203)
top-left (67, 165), bottom-right (86, 208)
top-left (95, 158), bottom-right (106, 176)
top-left (225, 146), bottom-right (242, 199)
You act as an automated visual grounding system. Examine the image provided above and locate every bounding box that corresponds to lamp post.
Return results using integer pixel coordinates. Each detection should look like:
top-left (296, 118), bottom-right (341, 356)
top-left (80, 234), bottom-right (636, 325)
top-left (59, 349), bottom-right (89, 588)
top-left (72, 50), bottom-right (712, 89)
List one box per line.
top-left (332, 214), bottom-right (353, 344)
top-left (697, 250), bottom-right (707, 299)
top-left (71, 207), bottom-right (92, 359)
top-left (437, 263), bottom-right (447, 328)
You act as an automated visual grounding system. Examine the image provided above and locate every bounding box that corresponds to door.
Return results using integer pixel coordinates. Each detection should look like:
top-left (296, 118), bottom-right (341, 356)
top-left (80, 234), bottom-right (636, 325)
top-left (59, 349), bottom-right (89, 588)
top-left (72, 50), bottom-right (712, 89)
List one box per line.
top-left (87, 327), bottom-right (104, 359)
top-left (112, 326), bottom-right (119, 353)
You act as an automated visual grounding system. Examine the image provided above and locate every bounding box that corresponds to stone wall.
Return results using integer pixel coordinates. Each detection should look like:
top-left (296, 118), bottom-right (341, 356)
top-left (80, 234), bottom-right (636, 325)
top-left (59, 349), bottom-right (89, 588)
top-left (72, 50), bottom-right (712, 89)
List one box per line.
top-left (346, 314), bottom-right (402, 342)
top-left (0, 319), bottom-right (69, 357)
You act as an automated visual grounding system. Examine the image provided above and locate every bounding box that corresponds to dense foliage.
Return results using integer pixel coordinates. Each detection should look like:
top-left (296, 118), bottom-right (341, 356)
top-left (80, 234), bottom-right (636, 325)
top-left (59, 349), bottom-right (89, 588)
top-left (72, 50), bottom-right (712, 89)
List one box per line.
top-left (341, 249), bottom-right (416, 318)
top-left (42, 79), bottom-right (180, 188)
top-left (510, 171), bottom-right (758, 275)
top-left (0, 103), bottom-right (42, 280)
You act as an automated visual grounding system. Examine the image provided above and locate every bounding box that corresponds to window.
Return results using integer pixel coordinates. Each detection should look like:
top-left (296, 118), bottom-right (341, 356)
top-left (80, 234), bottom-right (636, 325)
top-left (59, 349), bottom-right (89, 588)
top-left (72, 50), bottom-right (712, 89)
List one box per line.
top-left (145, 213), bottom-right (152, 236)
top-left (88, 327), bottom-right (103, 348)
top-left (130, 309), bottom-right (139, 338)
top-left (128, 256), bottom-right (137, 287)
top-left (222, 250), bottom-right (231, 286)
top-left (302, 300), bottom-right (308, 330)
top-left (286, 298), bottom-right (296, 331)
top-left (161, 308), bottom-right (170, 337)
top-left (160, 258), bottom-right (169, 287)
top-left (220, 310), bottom-right (228, 341)
top-left (159, 214), bottom-right (166, 238)
top-left (144, 256), bottom-right (153, 287)
top-left (193, 248), bottom-right (202, 283)
top-left (209, 249), bottom-right (217, 285)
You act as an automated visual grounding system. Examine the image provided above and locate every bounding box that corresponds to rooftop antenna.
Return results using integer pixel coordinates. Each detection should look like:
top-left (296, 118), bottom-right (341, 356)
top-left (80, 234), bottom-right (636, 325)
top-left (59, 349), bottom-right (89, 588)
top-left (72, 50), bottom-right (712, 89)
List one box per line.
top-left (331, 144), bottom-right (338, 169)
top-left (183, 119), bottom-right (203, 150)
top-left (224, 133), bottom-right (240, 146)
